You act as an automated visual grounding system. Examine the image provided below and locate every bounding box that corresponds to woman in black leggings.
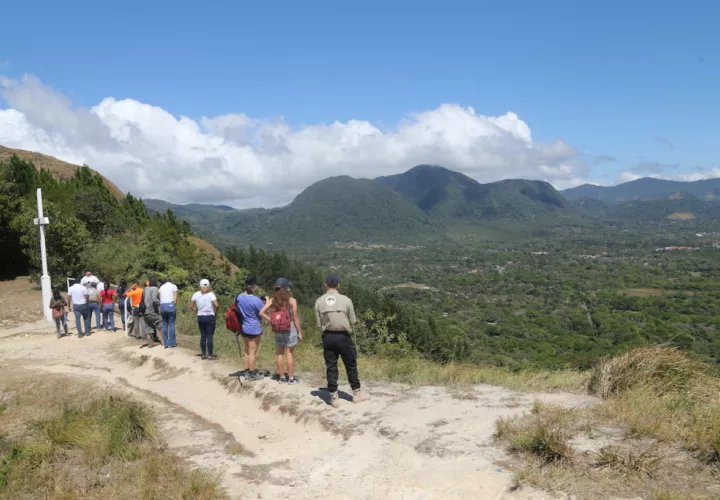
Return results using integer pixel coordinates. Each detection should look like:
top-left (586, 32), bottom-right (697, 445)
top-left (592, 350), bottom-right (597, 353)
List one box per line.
top-left (189, 278), bottom-right (219, 359)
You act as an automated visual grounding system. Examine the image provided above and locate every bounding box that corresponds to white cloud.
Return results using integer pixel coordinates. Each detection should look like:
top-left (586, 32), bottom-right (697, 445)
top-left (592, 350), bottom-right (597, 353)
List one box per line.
top-left (0, 74), bottom-right (591, 208)
top-left (615, 171), bottom-right (643, 184)
top-left (613, 166), bottom-right (720, 186)
top-left (676, 168), bottom-right (720, 182)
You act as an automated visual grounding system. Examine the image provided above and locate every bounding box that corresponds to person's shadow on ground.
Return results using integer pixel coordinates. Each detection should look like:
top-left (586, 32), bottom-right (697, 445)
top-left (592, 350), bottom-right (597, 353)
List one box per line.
top-left (311, 388), bottom-right (352, 405)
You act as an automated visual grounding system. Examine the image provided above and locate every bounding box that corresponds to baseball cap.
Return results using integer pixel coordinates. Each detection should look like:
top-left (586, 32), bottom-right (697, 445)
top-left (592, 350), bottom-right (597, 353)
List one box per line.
top-left (325, 274), bottom-right (340, 287)
top-left (199, 279), bottom-right (210, 287)
top-left (275, 278), bottom-right (292, 289)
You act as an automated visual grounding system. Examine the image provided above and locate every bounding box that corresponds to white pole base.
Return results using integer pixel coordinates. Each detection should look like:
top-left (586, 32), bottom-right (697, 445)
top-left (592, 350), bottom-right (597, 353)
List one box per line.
top-left (41, 274), bottom-right (53, 322)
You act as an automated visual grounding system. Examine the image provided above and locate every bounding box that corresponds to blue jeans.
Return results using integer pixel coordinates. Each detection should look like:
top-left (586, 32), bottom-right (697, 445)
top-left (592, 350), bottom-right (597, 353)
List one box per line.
top-left (54, 312), bottom-right (68, 335)
top-left (102, 304), bottom-right (115, 331)
top-left (161, 303), bottom-right (177, 347)
top-left (73, 304), bottom-right (91, 336)
top-left (198, 315), bottom-right (216, 356)
top-left (88, 302), bottom-right (101, 330)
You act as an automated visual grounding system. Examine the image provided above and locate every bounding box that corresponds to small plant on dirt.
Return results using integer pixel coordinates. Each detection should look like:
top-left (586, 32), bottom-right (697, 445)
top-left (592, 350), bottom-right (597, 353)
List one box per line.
top-left (496, 416), bottom-right (572, 463)
top-left (592, 445), bottom-right (663, 477)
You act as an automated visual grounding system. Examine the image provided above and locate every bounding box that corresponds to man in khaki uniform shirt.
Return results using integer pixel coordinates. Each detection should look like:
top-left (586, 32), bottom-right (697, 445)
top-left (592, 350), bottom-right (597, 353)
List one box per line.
top-left (315, 274), bottom-right (369, 407)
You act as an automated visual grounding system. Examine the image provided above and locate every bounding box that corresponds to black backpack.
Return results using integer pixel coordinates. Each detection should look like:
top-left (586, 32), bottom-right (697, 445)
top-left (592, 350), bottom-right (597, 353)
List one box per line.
top-left (138, 289), bottom-right (146, 315)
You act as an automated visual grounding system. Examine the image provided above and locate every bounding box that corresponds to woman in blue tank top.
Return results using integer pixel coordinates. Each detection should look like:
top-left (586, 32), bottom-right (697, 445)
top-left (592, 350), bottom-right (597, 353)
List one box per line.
top-left (236, 276), bottom-right (266, 381)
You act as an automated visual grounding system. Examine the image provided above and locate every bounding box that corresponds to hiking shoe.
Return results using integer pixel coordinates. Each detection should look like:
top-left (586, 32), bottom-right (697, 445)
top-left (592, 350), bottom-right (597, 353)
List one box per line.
top-left (271, 373), bottom-right (282, 381)
top-left (207, 355), bottom-right (218, 361)
top-left (201, 354), bottom-right (208, 360)
top-left (287, 377), bottom-right (299, 385)
top-left (329, 391), bottom-right (339, 408)
top-left (352, 389), bottom-right (370, 404)
top-left (278, 376), bottom-right (288, 384)
top-left (249, 371), bottom-right (264, 381)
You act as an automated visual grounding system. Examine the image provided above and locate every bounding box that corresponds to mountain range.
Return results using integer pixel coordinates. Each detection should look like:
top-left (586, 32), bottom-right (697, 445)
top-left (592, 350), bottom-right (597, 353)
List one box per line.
top-left (145, 165), bottom-right (720, 249)
top-left (4, 144), bottom-right (718, 249)
top-left (563, 176), bottom-right (720, 203)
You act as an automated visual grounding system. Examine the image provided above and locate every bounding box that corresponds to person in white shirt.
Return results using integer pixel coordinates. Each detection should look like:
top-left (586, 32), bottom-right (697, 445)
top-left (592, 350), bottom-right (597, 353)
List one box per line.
top-left (67, 279), bottom-right (91, 337)
top-left (189, 279), bottom-right (219, 360)
top-left (159, 277), bottom-right (178, 348)
top-left (81, 272), bottom-right (100, 287)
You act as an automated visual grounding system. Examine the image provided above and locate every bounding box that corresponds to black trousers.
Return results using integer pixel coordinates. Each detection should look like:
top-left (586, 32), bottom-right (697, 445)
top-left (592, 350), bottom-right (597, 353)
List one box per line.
top-left (198, 315), bottom-right (216, 355)
top-left (322, 331), bottom-right (361, 392)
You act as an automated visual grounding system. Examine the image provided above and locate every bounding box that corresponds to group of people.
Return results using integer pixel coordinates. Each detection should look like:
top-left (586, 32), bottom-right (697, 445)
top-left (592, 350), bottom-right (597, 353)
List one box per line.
top-left (55, 272), bottom-right (179, 347)
top-left (52, 271), bottom-right (368, 406)
top-left (52, 272), bottom-right (119, 338)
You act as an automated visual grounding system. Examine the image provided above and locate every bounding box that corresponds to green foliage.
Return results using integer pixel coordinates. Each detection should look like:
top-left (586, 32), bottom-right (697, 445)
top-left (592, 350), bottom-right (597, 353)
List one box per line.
top-left (11, 199), bottom-right (90, 286)
top-left (0, 154), bottom-right (228, 291)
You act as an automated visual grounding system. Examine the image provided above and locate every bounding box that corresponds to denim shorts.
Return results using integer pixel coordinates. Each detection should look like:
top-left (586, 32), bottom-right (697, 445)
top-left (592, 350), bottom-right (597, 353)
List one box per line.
top-left (274, 328), bottom-right (298, 348)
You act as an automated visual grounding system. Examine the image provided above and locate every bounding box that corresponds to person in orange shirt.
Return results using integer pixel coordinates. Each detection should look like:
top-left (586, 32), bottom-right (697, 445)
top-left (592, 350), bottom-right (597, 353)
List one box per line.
top-left (124, 281), bottom-right (144, 338)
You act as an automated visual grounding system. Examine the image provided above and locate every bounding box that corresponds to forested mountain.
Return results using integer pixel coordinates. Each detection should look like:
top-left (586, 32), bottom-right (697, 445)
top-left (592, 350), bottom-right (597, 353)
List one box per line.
top-left (146, 165), bottom-right (578, 248)
top-left (146, 165), bottom-right (720, 250)
top-left (376, 164), bottom-right (571, 220)
top-left (563, 176), bottom-right (720, 203)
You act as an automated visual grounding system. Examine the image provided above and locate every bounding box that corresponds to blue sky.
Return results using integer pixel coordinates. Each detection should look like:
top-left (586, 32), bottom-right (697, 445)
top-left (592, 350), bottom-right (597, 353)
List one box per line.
top-left (0, 0), bottom-right (718, 206)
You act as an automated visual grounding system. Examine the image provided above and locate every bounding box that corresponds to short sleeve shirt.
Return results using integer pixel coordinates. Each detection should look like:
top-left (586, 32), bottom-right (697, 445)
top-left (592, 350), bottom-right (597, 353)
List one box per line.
top-left (192, 291), bottom-right (217, 316)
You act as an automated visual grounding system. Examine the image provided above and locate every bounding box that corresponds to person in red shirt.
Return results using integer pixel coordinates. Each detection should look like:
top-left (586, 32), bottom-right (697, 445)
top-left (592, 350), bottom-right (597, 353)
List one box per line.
top-left (99, 279), bottom-right (116, 332)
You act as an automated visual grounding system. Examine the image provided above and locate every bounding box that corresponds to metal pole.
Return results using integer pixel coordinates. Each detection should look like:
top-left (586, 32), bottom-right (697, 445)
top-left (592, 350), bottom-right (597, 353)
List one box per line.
top-left (34, 188), bottom-right (52, 322)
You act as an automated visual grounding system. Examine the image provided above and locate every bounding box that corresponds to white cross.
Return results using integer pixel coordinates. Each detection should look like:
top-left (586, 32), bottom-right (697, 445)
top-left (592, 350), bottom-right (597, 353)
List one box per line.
top-left (33, 188), bottom-right (52, 322)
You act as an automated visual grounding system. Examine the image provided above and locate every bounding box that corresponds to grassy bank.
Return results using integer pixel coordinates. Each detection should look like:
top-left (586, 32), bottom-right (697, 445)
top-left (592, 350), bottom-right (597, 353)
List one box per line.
top-left (174, 304), bottom-right (588, 393)
top-left (494, 347), bottom-right (720, 499)
top-left (0, 370), bottom-right (226, 499)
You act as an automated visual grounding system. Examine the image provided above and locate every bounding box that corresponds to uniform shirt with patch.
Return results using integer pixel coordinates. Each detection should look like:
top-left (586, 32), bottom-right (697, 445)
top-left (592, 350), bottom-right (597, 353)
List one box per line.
top-left (314, 290), bottom-right (356, 332)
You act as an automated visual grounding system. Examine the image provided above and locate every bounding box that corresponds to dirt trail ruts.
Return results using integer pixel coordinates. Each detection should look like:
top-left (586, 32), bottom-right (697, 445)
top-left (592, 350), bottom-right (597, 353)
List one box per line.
top-left (0, 323), bottom-right (597, 500)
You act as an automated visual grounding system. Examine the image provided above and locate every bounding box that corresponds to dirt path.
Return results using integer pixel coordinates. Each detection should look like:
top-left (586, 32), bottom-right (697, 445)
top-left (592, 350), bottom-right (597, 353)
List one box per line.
top-left (0, 325), bottom-right (597, 499)
top-left (0, 279), bottom-right (595, 499)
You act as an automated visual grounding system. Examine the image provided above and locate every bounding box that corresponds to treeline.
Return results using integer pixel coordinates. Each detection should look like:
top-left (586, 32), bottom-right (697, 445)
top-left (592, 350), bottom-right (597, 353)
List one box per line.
top-left (224, 245), bottom-right (464, 362)
top-left (0, 155), bottom-right (233, 292)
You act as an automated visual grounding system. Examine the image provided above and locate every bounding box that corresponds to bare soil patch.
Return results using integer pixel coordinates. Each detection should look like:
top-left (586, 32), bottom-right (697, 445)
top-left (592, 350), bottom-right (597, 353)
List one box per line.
top-left (0, 277), bottom-right (44, 328)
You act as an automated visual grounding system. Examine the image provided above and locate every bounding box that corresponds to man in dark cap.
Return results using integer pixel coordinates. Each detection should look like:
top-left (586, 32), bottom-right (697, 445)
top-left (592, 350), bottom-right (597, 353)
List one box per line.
top-left (314, 274), bottom-right (369, 407)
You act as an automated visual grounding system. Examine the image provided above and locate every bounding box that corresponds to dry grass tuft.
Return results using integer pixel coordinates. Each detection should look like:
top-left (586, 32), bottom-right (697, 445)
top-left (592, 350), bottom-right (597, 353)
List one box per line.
top-left (0, 369), bottom-right (227, 499)
top-left (588, 346), bottom-right (715, 399)
top-left (588, 347), bottom-right (720, 462)
top-left (504, 348), bottom-right (720, 499)
top-left (495, 404), bottom-right (576, 463)
top-left (591, 445), bottom-right (663, 477)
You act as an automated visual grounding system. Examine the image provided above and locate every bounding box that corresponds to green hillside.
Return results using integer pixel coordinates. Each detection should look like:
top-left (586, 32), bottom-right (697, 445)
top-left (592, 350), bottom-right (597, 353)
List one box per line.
top-left (563, 176), bottom-right (720, 203)
top-left (605, 192), bottom-right (720, 223)
top-left (0, 153), bottom-right (237, 293)
top-left (229, 176), bottom-right (436, 246)
top-left (376, 165), bottom-right (573, 221)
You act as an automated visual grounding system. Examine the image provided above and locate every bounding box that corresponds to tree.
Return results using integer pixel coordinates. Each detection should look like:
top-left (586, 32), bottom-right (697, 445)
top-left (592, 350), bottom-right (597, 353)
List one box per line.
top-left (12, 199), bottom-right (90, 287)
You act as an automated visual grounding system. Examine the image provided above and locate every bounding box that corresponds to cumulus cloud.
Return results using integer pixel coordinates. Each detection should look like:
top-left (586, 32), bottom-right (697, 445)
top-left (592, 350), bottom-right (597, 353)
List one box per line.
top-left (0, 74), bottom-right (590, 207)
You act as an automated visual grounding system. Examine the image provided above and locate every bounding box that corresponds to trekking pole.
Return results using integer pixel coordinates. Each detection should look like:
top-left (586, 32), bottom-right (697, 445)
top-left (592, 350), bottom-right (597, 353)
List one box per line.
top-left (233, 332), bottom-right (243, 356)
